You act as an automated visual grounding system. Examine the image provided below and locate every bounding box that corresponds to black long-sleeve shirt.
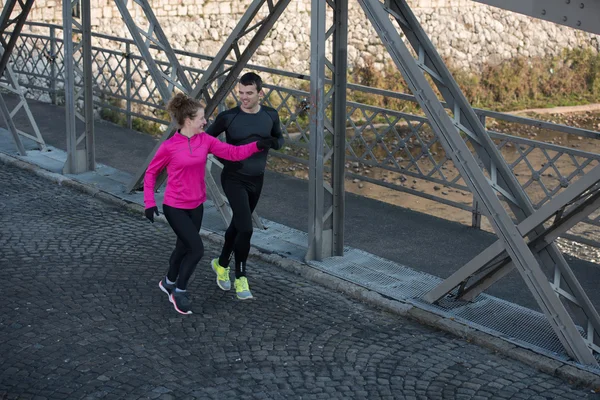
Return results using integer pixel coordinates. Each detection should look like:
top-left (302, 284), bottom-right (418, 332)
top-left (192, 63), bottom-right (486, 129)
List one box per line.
top-left (205, 105), bottom-right (284, 176)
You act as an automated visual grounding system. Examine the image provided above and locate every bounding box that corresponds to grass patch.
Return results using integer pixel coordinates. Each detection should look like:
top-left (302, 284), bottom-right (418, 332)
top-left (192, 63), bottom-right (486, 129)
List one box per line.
top-left (349, 48), bottom-right (600, 113)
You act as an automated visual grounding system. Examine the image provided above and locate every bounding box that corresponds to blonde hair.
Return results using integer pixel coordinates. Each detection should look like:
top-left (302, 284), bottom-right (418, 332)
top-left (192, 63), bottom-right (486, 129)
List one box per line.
top-left (166, 93), bottom-right (203, 127)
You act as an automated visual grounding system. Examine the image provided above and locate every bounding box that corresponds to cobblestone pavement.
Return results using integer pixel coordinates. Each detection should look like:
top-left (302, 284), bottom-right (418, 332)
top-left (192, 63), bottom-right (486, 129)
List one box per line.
top-left (0, 163), bottom-right (597, 400)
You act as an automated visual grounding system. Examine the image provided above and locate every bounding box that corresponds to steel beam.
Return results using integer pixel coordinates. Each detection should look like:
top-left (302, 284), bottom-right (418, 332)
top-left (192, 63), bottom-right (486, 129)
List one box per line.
top-left (113, 0), bottom-right (192, 101)
top-left (457, 189), bottom-right (600, 306)
top-left (123, 0), bottom-right (291, 229)
top-left (387, 0), bottom-right (600, 364)
top-left (358, 0), bottom-right (597, 365)
top-left (62, 0), bottom-right (95, 174)
top-left (331, 0), bottom-right (348, 257)
top-left (0, 0), bottom-right (35, 155)
top-left (306, 0), bottom-right (348, 261)
top-left (126, 0), bottom-right (292, 193)
top-left (114, 0), bottom-right (195, 191)
top-left (473, 0), bottom-right (600, 36)
top-left (424, 165), bottom-right (600, 310)
top-left (306, 0), bottom-right (327, 261)
top-left (0, 93), bottom-right (25, 154)
top-left (385, 0), bottom-right (600, 362)
top-left (0, 63), bottom-right (46, 151)
top-left (0, 0), bottom-right (34, 81)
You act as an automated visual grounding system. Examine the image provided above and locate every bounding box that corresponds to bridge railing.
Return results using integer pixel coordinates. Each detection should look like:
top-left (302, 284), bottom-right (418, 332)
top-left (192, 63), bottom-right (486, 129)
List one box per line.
top-left (5, 21), bottom-right (600, 248)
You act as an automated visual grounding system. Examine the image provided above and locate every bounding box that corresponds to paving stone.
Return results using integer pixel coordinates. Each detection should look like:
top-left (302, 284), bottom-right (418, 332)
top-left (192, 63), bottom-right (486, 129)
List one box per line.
top-left (0, 163), bottom-right (597, 399)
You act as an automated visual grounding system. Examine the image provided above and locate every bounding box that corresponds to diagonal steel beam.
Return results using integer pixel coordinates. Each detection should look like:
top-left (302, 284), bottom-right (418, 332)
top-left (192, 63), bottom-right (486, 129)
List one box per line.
top-left (386, 0), bottom-right (577, 294)
top-left (382, 0), bottom-right (600, 361)
top-left (457, 185), bottom-right (600, 304)
top-left (126, 0), bottom-right (292, 193)
top-left (358, 0), bottom-right (597, 365)
top-left (0, 63), bottom-right (46, 151)
top-left (0, 0), bottom-right (34, 81)
top-left (0, 0), bottom-right (35, 155)
top-left (113, 0), bottom-right (192, 101)
top-left (0, 92), bottom-right (25, 154)
top-left (187, 0), bottom-right (293, 117)
top-left (424, 165), bottom-right (600, 314)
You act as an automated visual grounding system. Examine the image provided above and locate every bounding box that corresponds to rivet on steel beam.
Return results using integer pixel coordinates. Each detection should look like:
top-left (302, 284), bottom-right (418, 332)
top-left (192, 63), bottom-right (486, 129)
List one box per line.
top-left (563, 16), bottom-right (568, 22)
top-left (577, 21), bottom-right (582, 26)
top-left (541, 9), bottom-right (547, 15)
top-left (580, 3), bottom-right (585, 8)
top-left (565, 0), bottom-right (570, 3)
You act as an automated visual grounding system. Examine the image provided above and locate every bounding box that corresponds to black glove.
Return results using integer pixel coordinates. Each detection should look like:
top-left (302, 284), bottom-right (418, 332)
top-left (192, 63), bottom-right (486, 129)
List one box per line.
top-left (256, 137), bottom-right (278, 150)
top-left (145, 206), bottom-right (159, 223)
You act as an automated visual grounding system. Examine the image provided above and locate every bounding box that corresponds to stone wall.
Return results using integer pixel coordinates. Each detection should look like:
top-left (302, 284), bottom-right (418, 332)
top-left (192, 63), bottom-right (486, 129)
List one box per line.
top-left (13, 0), bottom-right (600, 74)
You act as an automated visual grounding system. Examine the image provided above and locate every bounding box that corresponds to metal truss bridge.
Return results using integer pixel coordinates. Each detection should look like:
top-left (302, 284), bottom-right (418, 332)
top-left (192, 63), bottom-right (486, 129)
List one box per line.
top-left (2, 0), bottom-right (600, 369)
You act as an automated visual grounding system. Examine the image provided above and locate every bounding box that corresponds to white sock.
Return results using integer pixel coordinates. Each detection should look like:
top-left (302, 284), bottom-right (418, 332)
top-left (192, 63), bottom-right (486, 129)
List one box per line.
top-left (175, 288), bottom-right (186, 293)
top-left (166, 277), bottom-right (176, 285)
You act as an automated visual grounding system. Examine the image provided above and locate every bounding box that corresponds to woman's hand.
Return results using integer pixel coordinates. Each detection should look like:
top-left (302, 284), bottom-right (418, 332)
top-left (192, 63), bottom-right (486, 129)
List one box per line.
top-left (145, 206), bottom-right (159, 223)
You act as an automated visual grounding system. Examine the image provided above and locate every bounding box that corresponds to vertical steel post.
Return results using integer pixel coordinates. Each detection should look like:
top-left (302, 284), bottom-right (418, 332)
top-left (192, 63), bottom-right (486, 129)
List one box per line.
top-left (306, 0), bottom-right (348, 260)
top-left (82, 0), bottom-right (95, 171)
top-left (126, 43), bottom-right (132, 129)
top-left (62, 0), bottom-right (95, 173)
top-left (472, 113), bottom-right (486, 229)
top-left (306, 0), bottom-right (327, 261)
top-left (62, 0), bottom-right (78, 173)
top-left (331, 0), bottom-right (348, 256)
top-left (50, 26), bottom-right (57, 105)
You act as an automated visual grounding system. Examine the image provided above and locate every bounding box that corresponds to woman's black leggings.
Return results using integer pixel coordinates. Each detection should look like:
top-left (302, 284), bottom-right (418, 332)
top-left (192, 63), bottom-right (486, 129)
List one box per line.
top-left (162, 203), bottom-right (204, 290)
top-left (218, 171), bottom-right (264, 278)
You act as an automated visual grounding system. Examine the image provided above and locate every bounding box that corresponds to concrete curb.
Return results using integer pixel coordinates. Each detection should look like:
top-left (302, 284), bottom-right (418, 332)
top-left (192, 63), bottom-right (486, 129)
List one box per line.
top-left (2, 150), bottom-right (599, 390)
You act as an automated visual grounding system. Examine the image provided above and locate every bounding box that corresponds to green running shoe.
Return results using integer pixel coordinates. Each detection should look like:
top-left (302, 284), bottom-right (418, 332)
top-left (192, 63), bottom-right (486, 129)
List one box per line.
top-left (211, 258), bottom-right (231, 291)
top-left (234, 276), bottom-right (253, 300)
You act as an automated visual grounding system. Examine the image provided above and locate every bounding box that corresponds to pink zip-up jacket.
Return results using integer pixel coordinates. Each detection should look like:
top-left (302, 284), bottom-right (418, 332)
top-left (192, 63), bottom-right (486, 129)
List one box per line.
top-left (144, 131), bottom-right (261, 209)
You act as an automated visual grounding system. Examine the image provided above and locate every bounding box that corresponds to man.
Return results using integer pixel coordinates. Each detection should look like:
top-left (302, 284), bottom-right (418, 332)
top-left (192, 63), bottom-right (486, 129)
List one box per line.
top-left (206, 72), bottom-right (284, 300)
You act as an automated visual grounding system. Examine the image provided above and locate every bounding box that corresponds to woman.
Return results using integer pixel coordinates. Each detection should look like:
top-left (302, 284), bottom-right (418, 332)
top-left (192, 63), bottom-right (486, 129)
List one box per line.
top-left (144, 93), bottom-right (277, 315)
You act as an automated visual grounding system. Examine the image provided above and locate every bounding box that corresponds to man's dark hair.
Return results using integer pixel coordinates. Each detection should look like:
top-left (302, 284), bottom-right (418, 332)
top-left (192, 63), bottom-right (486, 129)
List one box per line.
top-left (239, 72), bottom-right (263, 92)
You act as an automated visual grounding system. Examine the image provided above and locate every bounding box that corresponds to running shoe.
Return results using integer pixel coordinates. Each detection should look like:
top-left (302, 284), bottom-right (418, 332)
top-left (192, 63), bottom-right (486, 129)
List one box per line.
top-left (170, 291), bottom-right (193, 315)
top-left (234, 277), bottom-right (253, 300)
top-left (159, 277), bottom-right (175, 299)
top-left (211, 258), bottom-right (231, 291)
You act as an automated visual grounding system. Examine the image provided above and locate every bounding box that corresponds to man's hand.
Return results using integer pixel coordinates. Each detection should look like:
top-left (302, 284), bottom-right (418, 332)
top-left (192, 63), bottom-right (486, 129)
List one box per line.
top-left (145, 206), bottom-right (159, 223)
